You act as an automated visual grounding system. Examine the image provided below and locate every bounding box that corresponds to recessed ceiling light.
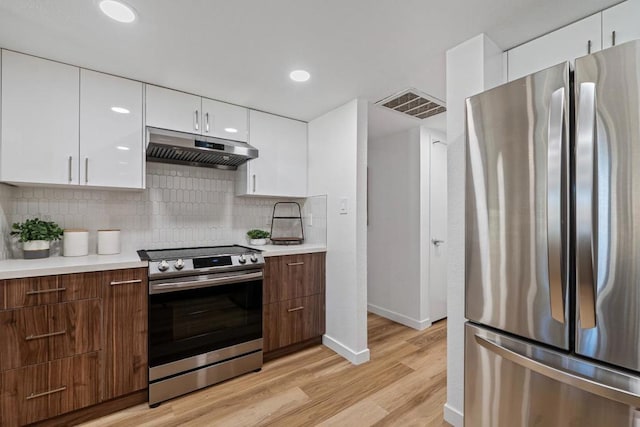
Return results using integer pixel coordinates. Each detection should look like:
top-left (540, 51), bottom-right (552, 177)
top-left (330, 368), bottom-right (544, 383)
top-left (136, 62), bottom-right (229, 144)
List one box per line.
top-left (116, 146), bottom-right (130, 151)
top-left (224, 127), bottom-right (238, 133)
top-left (99, 0), bottom-right (136, 23)
top-left (289, 70), bottom-right (311, 82)
top-left (111, 106), bottom-right (130, 114)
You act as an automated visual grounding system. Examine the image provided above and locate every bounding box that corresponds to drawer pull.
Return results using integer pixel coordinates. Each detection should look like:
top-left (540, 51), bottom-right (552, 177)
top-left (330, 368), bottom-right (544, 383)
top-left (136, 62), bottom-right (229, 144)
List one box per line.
top-left (26, 386), bottom-right (67, 400)
top-left (288, 306), bottom-right (305, 312)
top-left (26, 287), bottom-right (66, 296)
top-left (25, 330), bottom-right (67, 341)
top-left (287, 262), bottom-right (305, 266)
top-left (110, 279), bottom-right (143, 286)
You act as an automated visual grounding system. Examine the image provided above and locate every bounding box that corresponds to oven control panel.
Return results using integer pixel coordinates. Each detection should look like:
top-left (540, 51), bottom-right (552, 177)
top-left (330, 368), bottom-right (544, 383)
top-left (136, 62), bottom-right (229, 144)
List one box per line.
top-left (148, 252), bottom-right (265, 277)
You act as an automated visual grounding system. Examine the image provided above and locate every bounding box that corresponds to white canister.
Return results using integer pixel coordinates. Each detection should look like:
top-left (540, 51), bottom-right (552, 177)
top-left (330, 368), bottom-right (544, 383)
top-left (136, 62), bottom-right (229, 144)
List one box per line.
top-left (98, 229), bottom-right (121, 255)
top-left (63, 229), bottom-right (89, 257)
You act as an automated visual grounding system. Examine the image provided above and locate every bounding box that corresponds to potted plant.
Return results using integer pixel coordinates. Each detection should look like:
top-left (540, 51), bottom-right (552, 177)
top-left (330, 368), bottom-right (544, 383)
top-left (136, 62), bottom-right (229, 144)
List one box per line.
top-left (247, 229), bottom-right (270, 246)
top-left (11, 218), bottom-right (63, 259)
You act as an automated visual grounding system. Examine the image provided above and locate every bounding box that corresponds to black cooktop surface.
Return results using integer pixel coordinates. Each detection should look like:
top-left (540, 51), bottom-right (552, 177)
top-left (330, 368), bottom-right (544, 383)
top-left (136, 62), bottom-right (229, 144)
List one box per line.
top-left (138, 245), bottom-right (260, 261)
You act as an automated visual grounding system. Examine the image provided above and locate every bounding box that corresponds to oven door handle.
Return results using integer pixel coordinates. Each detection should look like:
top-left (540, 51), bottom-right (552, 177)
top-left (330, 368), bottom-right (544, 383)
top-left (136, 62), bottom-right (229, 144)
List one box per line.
top-left (150, 271), bottom-right (263, 294)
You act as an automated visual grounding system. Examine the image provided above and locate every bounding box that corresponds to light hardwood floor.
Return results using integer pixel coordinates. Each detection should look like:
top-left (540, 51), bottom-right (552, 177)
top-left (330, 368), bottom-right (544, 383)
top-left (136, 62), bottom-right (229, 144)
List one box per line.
top-left (81, 314), bottom-right (448, 427)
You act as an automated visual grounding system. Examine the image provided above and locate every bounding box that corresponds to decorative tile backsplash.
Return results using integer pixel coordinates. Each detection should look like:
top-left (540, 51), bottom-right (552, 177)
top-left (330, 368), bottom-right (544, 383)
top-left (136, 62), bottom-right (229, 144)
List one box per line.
top-left (0, 163), bottom-right (326, 259)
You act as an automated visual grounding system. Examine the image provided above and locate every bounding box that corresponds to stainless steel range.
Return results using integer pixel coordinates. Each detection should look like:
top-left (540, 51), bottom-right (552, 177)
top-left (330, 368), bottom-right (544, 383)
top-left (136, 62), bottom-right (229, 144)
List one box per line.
top-left (138, 245), bottom-right (265, 407)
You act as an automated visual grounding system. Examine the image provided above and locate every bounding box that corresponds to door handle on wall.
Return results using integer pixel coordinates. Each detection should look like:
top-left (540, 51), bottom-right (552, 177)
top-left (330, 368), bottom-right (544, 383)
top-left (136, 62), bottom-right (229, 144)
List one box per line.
top-left (432, 239), bottom-right (444, 246)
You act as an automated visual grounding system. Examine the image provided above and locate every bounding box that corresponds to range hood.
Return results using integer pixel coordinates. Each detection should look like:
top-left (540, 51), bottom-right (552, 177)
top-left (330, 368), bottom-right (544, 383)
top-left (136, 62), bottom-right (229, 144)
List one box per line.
top-left (146, 127), bottom-right (258, 170)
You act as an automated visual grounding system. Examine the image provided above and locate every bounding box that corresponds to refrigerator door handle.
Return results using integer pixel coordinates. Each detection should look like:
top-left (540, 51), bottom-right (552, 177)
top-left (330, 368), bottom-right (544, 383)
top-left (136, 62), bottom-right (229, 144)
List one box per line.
top-left (576, 82), bottom-right (598, 329)
top-left (547, 88), bottom-right (566, 323)
top-left (474, 334), bottom-right (640, 408)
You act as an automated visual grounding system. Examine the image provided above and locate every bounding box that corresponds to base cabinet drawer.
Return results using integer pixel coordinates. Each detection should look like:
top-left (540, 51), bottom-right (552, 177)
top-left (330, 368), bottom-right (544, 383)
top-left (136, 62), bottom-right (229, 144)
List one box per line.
top-left (0, 299), bottom-right (101, 371)
top-left (0, 352), bottom-right (100, 426)
top-left (264, 252), bottom-right (325, 304)
top-left (264, 294), bottom-right (325, 352)
top-left (3, 272), bottom-right (100, 310)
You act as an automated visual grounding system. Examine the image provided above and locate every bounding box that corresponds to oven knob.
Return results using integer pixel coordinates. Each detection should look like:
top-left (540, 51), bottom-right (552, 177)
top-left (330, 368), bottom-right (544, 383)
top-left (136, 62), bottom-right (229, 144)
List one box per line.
top-left (238, 254), bottom-right (247, 264)
top-left (250, 254), bottom-right (258, 263)
top-left (158, 260), bottom-right (170, 272)
top-left (174, 259), bottom-right (185, 270)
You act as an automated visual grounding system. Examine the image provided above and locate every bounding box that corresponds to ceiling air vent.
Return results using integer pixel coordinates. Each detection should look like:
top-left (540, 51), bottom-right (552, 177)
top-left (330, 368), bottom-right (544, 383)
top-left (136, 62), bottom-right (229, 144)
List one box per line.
top-left (376, 88), bottom-right (446, 119)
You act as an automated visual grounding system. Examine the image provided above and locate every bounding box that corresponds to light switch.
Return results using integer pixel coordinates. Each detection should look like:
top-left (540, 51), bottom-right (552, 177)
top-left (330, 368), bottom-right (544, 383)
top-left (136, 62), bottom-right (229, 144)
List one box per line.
top-left (308, 214), bottom-right (313, 226)
top-left (339, 198), bottom-right (348, 215)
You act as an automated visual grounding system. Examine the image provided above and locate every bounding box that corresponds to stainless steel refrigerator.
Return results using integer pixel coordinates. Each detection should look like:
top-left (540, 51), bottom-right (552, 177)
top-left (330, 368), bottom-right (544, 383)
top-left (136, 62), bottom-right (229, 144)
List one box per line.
top-left (465, 40), bottom-right (640, 426)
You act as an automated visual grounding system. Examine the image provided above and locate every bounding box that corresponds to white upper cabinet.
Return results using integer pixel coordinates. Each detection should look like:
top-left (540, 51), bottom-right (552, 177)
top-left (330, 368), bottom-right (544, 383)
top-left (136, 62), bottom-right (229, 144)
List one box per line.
top-left (236, 110), bottom-right (307, 197)
top-left (603, 0), bottom-right (640, 49)
top-left (1, 50), bottom-right (80, 185)
top-left (508, 14), bottom-right (602, 81)
top-left (201, 98), bottom-right (248, 142)
top-left (80, 69), bottom-right (144, 189)
top-left (145, 85), bottom-right (201, 134)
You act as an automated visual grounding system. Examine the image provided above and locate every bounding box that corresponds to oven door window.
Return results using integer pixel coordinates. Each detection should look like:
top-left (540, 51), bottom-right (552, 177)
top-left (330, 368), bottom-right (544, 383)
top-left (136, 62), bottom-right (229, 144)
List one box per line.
top-left (149, 278), bottom-right (262, 368)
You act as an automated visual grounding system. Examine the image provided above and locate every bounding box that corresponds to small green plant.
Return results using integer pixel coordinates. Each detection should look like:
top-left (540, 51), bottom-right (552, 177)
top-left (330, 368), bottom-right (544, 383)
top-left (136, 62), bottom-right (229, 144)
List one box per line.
top-left (247, 229), bottom-right (270, 239)
top-left (11, 218), bottom-right (63, 242)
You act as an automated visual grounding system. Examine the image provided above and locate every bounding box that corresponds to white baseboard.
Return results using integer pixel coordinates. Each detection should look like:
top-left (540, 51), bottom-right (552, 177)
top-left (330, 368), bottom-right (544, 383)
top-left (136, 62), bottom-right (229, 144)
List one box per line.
top-left (322, 334), bottom-right (370, 365)
top-left (443, 402), bottom-right (464, 427)
top-left (367, 303), bottom-right (431, 330)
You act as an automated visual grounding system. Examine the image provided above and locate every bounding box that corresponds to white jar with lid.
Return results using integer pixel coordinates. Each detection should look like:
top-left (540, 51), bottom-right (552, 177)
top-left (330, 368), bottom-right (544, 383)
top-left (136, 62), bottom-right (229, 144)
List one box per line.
top-left (63, 229), bottom-right (89, 257)
top-left (98, 229), bottom-right (120, 255)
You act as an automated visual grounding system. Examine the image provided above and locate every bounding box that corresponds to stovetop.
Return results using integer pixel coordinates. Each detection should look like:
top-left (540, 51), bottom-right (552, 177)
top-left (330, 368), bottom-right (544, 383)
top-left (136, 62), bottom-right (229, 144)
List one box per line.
top-left (138, 245), bottom-right (265, 279)
top-left (138, 245), bottom-right (260, 262)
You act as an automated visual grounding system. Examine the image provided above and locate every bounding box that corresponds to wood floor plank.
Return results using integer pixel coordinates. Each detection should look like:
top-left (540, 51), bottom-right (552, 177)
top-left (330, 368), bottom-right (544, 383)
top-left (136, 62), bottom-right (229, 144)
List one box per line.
top-left (315, 398), bottom-right (389, 426)
top-left (81, 315), bottom-right (449, 427)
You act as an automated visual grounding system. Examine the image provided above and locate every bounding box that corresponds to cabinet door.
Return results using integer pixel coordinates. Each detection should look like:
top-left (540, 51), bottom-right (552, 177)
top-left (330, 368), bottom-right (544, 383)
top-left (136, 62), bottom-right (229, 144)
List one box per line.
top-left (49, 299), bottom-right (101, 360)
top-left (48, 353), bottom-right (100, 418)
top-left (603, 0), bottom-right (640, 49)
top-left (508, 14), bottom-right (601, 81)
top-left (145, 84), bottom-right (201, 134)
top-left (1, 50), bottom-right (80, 185)
top-left (80, 70), bottom-right (144, 189)
top-left (0, 306), bottom-right (50, 371)
top-left (102, 268), bottom-right (147, 400)
top-left (202, 98), bottom-right (248, 142)
top-left (241, 110), bottom-right (307, 197)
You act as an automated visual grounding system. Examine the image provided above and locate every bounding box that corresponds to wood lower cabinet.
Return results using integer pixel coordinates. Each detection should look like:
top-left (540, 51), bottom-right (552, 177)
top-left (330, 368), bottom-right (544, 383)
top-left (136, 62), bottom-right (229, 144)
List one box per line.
top-left (0, 352), bottom-right (100, 426)
top-left (0, 267), bottom-right (147, 426)
top-left (263, 252), bottom-right (326, 355)
top-left (102, 268), bottom-right (147, 400)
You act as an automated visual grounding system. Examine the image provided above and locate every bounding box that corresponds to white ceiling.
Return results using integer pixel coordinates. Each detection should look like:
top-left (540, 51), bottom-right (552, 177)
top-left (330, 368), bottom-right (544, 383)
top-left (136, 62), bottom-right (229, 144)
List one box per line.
top-left (0, 0), bottom-right (621, 122)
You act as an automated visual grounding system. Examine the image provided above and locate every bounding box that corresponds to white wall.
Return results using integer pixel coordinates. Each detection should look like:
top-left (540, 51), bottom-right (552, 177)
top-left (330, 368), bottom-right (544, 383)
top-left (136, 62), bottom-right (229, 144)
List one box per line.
top-left (308, 99), bottom-right (370, 364)
top-left (445, 34), bottom-right (504, 427)
top-left (367, 127), bottom-right (424, 328)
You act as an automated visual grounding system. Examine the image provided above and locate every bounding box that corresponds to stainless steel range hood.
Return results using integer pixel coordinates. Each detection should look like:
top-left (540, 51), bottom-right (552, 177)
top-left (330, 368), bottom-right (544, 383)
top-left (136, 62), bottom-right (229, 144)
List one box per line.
top-left (146, 127), bottom-right (258, 170)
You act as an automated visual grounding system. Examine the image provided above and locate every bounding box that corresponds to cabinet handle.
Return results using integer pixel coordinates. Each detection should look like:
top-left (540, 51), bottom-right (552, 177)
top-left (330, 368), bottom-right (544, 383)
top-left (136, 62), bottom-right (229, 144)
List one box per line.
top-left (68, 156), bottom-right (73, 182)
top-left (26, 287), bottom-right (66, 296)
top-left (85, 157), bottom-right (89, 183)
top-left (612, 30), bottom-right (616, 46)
top-left (287, 262), bottom-right (305, 266)
top-left (110, 279), bottom-right (143, 286)
top-left (587, 39), bottom-right (592, 54)
top-left (26, 386), bottom-right (67, 400)
top-left (252, 174), bottom-right (256, 193)
top-left (287, 306), bottom-right (304, 312)
top-left (205, 112), bottom-right (210, 133)
top-left (25, 330), bottom-right (67, 341)
top-left (194, 110), bottom-right (199, 131)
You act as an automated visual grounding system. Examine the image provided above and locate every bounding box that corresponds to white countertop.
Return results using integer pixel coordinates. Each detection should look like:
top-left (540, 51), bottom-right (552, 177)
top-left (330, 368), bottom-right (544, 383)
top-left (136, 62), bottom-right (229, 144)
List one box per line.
top-left (0, 252), bottom-right (147, 280)
top-left (243, 243), bottom-right (327, 257)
